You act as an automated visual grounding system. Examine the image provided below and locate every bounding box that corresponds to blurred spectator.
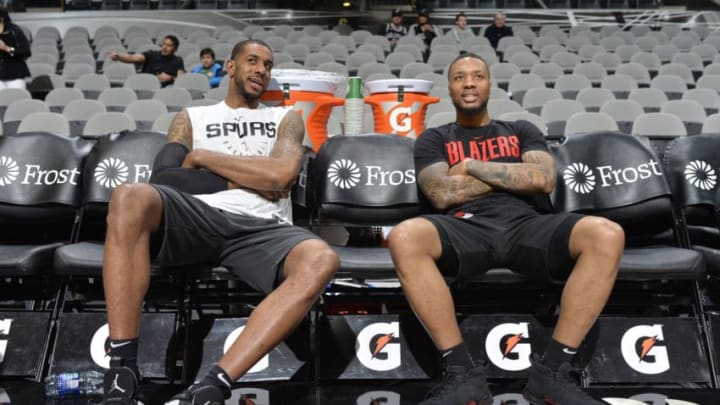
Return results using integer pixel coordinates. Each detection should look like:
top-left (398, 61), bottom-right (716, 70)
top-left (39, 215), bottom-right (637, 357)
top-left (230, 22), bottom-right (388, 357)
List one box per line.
top-left (484, 12), bottom-right (514, 50)
top-left (409, 9), bottom-right (438, 61)
top-left (191, 48), bottom-right (224, 88)
top-left (109, 35), bottom-right (185, 87)
top-left (449, 12), bottom-right (474, 50)
top-left (0, 7), bottom-right (30, 89)
top-left (385, 8), bottom-right (407, 51)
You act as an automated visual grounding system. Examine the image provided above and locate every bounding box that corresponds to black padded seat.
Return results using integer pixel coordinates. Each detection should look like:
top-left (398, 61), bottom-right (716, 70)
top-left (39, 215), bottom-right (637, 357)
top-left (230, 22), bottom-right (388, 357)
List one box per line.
top-left (0, 243), bottom-right (64, 276)
top-left (618, 247), bottom-right (705, 280)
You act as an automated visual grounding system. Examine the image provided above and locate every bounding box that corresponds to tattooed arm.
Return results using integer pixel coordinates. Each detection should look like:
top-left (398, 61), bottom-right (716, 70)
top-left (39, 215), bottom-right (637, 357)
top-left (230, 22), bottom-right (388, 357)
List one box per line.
top-left (182, 111), bottom-right (304, 192)
top-left (166, 109), bottom-right (193, 150)
top-left (451, 150), bottom-right (556, 195)
top-left (418, 161), bottom-right (494, 211)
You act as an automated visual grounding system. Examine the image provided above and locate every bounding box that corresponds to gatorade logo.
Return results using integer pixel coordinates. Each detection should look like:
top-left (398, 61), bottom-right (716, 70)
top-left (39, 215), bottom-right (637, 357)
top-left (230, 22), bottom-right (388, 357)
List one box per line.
top-left (94, 157), bottom-right (129, 189)
top-left (485, 323), bottom-right (532, 371)
top-left (684, 160), bottom-right (717, 191)
top-left (233, 388), bottom-right (269, 405)
top-left (493, 393), bottom-right (530, 404)
top-left (389, 106), bottom-right (412, 133)
top-left (620, 324), bottom-right (670, 375)
top-left (0, 319), bottom-right (12, 364)
top-left (90, 324), bottom-right (111, 369)
top-left (224, 326), bottom-right (269, 375)
top-left (356, 322), bottom-right (401, 371)
top-left (356, 390), bottom-right (401, 405)
top-left (0, 156), bottom-right (19, 186)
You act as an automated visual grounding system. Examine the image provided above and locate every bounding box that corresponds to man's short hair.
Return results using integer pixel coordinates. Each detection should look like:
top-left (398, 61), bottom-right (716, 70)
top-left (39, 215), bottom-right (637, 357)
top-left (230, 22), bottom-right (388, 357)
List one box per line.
top-left (230, 39), bottom-right (273, 61)
top-left (447, 53), bottom-right (490, 79)
top-left (391, 8), bottom-right (403, 17)
top-left (164, 35), bottom-right (179, 50)
top-left (455, 12), bottom-right (466, 22)
top-left (200, 47), bottom-right (215, 59)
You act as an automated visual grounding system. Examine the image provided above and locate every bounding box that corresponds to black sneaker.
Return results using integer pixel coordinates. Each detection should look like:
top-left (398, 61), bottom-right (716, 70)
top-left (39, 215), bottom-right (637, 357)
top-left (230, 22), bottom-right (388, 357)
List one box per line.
top-left (164, 383), bottom-right (228, 405)
top-left (101, 358), bottom-right (144, 405)
top-left (419, 364), bottom-right (493, 405)
top-left (523, 355), bottom-right (608, 405)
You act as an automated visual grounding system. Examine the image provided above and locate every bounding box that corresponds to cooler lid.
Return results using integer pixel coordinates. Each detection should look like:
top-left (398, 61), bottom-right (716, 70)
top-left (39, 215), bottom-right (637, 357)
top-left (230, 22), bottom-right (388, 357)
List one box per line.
top-left (267, 69), bottom-right (344, 94)
top-left (364, 79), bottom-right (433, 95)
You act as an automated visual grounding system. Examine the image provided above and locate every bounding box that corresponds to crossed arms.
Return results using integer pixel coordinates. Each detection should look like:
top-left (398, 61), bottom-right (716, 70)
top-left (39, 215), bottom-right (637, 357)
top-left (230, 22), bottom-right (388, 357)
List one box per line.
top-left (165, 109), bottom-right (305, 197)
top-left (418, 150), bottom-right (557, 211)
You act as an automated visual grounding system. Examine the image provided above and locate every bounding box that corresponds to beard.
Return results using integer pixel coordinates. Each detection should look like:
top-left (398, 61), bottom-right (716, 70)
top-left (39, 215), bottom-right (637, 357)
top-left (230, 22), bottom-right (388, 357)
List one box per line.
top-left (233, 76), bottom-right (263, 102)
top-left (451, 97), bottom-right (488, 117)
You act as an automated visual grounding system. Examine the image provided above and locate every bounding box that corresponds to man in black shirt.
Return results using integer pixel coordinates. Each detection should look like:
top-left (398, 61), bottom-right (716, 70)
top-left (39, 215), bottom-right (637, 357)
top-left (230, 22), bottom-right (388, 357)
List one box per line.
top-left (109, 35), bottom-right (185, 86)
top-left (484, 12), bottom-right (513, 50)
top-left (388, 53), bottom-right (622, 404)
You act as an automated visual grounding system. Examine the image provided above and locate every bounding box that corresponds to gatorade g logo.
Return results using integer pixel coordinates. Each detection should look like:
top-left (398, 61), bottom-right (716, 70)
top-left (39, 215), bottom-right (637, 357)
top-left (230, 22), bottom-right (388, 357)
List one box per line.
top-left (224, 326), bottom-right (269, 375)
top-left (94, 157), bottom-right (129, 189)
top-left (684, 160), bottom-right (717, 191)
top-left (90, 323), bottom-right (111, 369)
top-left (493, 393), bottom-right (530, 404)
top-left (356, 390), bottom-right (401, 405)
top-left (620, 324), bottom-right (670, 375)
top-left (389, 106), bottom-right (412, 133)
top-left (0, 319), bottom-right (11, 364)
top-left (233, 388), bottom-right (269, 405)
top-left (356, 322), bottom-right (401, 371)
top-left (0, 156), bottom-right (19, 186)
top-left (485, 323), bottom-right (532, 371)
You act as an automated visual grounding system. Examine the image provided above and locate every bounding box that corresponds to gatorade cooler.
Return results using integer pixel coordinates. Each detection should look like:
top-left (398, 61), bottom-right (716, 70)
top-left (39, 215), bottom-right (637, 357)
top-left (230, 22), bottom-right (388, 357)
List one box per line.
top-left (261, 69), bottom-right (345, 152)
top-left (364, 79), bottom-right (440, 138)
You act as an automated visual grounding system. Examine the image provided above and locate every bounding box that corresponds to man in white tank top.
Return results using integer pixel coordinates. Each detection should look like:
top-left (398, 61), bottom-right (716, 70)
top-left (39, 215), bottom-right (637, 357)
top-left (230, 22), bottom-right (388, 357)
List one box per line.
top-left (101, 40), bottom-right (339, 405)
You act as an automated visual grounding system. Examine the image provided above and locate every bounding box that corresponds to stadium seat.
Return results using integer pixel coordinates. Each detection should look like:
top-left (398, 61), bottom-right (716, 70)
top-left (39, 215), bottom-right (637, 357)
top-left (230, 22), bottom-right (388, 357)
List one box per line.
top-left (530, 62), bottom-right (564, 86)
top-left (654, 44), bottom-right (681, 64)
top-left (174, 73), bottom-right (211, 100)
top-left (426, 111), bottom-right (455, 128)
top-left (357, 62), bottom-right (392, 81)
top-left (600, 99), bottom-right (645, 134)
top-left (152, 112), bottom-right (177, 133)
top-left (152, 87), bottom-right (191, 114)
top-left (45, 88), bottom-right (84, 114)
top-left (573, 62), bottom-right (607, 86)
top-left (400, 62), bottom-right (433, 79)
top-left (683, 88), bottom-right (720, 116)
top-left (564, 112), bottom-right (619, 136)
top-left (98, 88), bottom-right (138, 113)
top-left (496, 111), bottom-right (548, 135)
top-left (549, 51), bottom-right (581, 73)
top-left (629, 88), bottom-right (669, 112)
top-left (123, 73), bottom-right (161, 100)
top-left (554, 74), bottom-right (592, 99)
top-left (661, 99), bottom-right (707, 135)
top-left (125, 99), bottom-right (169, 130)
top-left (2, 99), bottom-right (50, 136)
top-left (82, 112), bottom-right (136, 138)
top-left (542, 99), bottom-right (586, 137)
top-left (578, 44), bottom-right (604, 62)
top-left (487, 99), bottom-right (523, 117)
top-left (0, 88), bottom-right (31, 121)
top-left (74, 74), bottom-right (111, 100)
top-left (616, 63), bottom-right (651, 87)
top-left (489, 63), bottom-right (520, 90)
top-left (522, 87), bottom-right (562, 115)
top-left (539, 44), bottom-right (566, 62)
top-left (576, 88), bottom-right (615, 112)
top-left (659, 63), bottom-right (696, 86)
top-left (651, 74), bottom-right (688, 100)
top-left (17, 112), bottom-right (71, 137)
top-left (704, 113), bottom-right (720, 135)
top-left (320, 43), bottom-right (349, 64)
top-left (63, 99), bottom-right (107, 137)
top-left (508, 73), bottom-right (545, 105)
top-left (385, 52), bottom-right (416, 76)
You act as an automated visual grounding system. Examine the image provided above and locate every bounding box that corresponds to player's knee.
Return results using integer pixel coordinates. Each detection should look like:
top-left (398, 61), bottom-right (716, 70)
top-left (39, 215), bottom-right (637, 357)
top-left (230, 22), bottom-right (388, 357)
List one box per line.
top-left (289, 241), bottom-right (338, 293)
top-left (387, 219), bottom-right (430, 256)
top-left (584, 217), bottom-right (625, 262)
top-left (107, 184), bottom-right (157, 231)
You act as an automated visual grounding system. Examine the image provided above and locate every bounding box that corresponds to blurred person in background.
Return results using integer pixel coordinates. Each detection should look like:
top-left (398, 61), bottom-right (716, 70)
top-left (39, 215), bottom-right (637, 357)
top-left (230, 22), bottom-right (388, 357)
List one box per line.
top-left (484, 12), bottom-right (513, 50)
top-left (110, 35), bottom-right (185, 87)
top-left (449, 12), bottom-right (474, 50)
top-left (191, 47), bottom-right (224, 88)
top-left (0, 7), bottom-right (30, 89)
top-left (409, 9), bottom-right (439, 62)
top-left (385, 8), bottom-right (408, 51)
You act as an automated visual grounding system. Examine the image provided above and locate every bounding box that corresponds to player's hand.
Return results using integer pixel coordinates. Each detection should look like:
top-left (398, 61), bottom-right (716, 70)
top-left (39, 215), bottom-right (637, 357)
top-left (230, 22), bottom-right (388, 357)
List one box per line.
top-left (449, 159), bottom-right (471, 176)
top-left (181, 150), bottom-right (203, 168)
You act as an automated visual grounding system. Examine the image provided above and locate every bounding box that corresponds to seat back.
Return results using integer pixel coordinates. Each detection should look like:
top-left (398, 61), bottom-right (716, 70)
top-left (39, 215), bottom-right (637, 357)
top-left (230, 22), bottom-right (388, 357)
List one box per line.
top-left (314, 134), bottom-right (420, 225)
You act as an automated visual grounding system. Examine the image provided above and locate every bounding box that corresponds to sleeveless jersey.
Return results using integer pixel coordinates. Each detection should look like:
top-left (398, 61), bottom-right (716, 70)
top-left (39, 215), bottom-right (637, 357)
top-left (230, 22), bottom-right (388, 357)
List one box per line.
top-left (188, 101), bottom-right (294, 223)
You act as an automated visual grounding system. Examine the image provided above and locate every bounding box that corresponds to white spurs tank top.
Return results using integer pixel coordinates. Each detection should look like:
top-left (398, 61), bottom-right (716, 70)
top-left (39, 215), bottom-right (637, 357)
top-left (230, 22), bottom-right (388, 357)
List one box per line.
top-left (188, 101), bottom-right (293, 223)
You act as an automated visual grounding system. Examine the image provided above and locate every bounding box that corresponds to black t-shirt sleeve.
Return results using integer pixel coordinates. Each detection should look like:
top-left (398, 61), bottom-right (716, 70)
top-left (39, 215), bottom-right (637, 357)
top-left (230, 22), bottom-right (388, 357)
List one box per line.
top-left (514, 120), bottom-right (549, 155)
top-left (414, 127), bottom-right (448, 174)
top-left (176, 56), bottom-right (185, 72)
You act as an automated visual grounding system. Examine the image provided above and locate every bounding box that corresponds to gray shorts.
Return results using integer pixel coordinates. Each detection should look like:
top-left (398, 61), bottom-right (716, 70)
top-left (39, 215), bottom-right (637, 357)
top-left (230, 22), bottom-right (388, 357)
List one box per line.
top-left (150, 184), bottom-right (318, 294)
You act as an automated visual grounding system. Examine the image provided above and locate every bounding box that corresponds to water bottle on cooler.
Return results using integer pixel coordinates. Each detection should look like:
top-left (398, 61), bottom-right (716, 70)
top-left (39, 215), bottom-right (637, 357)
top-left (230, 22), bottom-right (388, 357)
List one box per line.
top-left (45, 371), bottom-right (104, 397)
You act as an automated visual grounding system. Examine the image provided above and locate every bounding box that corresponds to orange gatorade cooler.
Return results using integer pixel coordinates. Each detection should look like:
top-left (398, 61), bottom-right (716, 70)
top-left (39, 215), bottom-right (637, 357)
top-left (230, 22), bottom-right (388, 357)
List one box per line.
top-left (364, 79), bottom-right (440, 138)
top-left (261, 69), bottom-right (345, 152)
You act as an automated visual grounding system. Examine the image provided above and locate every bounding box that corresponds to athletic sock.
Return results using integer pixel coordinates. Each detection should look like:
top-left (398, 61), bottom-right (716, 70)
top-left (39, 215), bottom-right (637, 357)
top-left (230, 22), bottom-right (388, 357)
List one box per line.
top-left (106, 337), bottom-right (139, 369)
top-left (200, 364), bottom-right (233, 397)
top-left (441, 342), bottom-right (475, 370)
top-left (541, 338), bottom-right (578, 371)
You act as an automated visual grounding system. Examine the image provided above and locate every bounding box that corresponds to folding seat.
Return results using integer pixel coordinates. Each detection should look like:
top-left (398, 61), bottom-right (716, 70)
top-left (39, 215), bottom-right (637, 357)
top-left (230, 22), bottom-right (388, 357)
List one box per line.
top-left (522, 87), bottom-right (562, 115)
top-left (0, 88), bottom-right (31, 122)
top-left (541, 99), bottom-right (585, 137)
top-left (572, 62), bottom-right (607, 86)
top-left (467, 45), bottom-right (496, 58)
top-left (45, 88), bottom-right (84, 113)
top-left (660, 25), bottom-right (682, 39)
top-left (600, 26), bottom-right (621, 38)
top-left (507, 73), bottom-right (545, 105)
top-left (654, 44), bottom-right (680, 64)
top-left (629, 25), bottom-right (651, 38)
top-left (549, 51), bottom-right (581, 74)
top-left (497, 36), bottom-right (524, 54)
top-left (566, 35), bottom-right (592, 53)
top-left (702, 113), bottom-right (720, 134)
top-left (532, 36), bottom-right (560, 53)
top-left (126, 37), bottom-right (154, 54)
top-left (427, 52), bottom-right (457, 75)
top-left (578, 44), bottom-right (604, 62)
top-left (647, 31), bottom-right (670, 45)
top-left (318, 30), bottom-right (340, 46)
top-left (514, 29), bottom-right (537, 46)
top-left (672, 52), bottom-right (704, 80)
top-left (704, 62), bottom-right (720, 76)
top-left (661, 99), bottom-right (707, 135)
top-left (320, 43), bottom-right (349, 64)
top-left (242, 25), bottom-right (264, 38)
top-left (630, 52), bottom-right (662, 76)
top-left (554, 74), bottom-right (592, 100)
top-left (3, 99), bottom-right (49, 136)
top-left (73, 73), bottom-right (110, 100)
top-left (17, 112), bottom-right (70, 137)
top-left (659, 63), bottom-right (695, 86)
top-left (489, 63), bottom-right (521, 90)
top-left (599, 36), bottom-right (625, 52)
top-left (125, 99), bottom-right (169, 130)
top-left (350, 30), bottom-right (372, 47)
top-left (385, 52), bottom-right (416, 76)
top-left (508, 52), bottom-right (539, 74)
top-left (358, 36), bottom-right (389, 55)
top-left (63, 99), bottom-right (107, 137)
top-left (152, 111), bottom-right (177, 133)
top-left (36, 26), bottom-right (61, 42)
top-left (400, 62), bottom-right (433, 79)
top-left (539, 44), bottom-right (566, 62)
top-left (576, 88), bottom-right (615, 112)
top-left (123, 73), bottom-right (161, 100)
top-left (671, 35), bottom-right (699, 52)
top-left (426, 111), bottom-right (455, 128)
top-left (174, 73), bottom-right (210, 100)
top-left (272, 52), bottom-right (293, 67)
top-left (650, 74), bottom-right (688, 100)
top-left (690, 44), bottom-right (717, 65)
top-left (284, 43), bottom-right (310, 64)
top-left (357, 62), bottom-right (393, 81)
top-left (82, 112), bottom-right (136, 138)
top-left (503, 44), bottom-right (533, 62)
top-left (276, 61), bottom-right (303, 70)
top-left (563, 111), bottom-right (618, 136)
top-left (28, 63), bottom-right (57, 82)
top-left (317, 62), bottom-right (348, 77)
top-left (488, 86), bottom-right (509, 100)
top-left (634, 36), bottom-right (659, 53)
top-left (600, 99), bottom-right (645, 134)
top-left (487, 99), bottom-right (523, 118)
top-left (614, 44), bottom-right (641, 63)
top-left (697, 74), bottom-right (720, 93)
top-left (592, 52), bottom-right (621, 73)
top-left (530, 62), bottom-right (563, 86)
top-left (464, 36), bottom-right (493, 50)
top-left (632, 112), bottom-right (687, 157)
top-left (616, 62), bottom-right (651, 87)
top-left (347, 51), bottom-right (379, 76)
top-left (98, 88), bottom-right (138, 113)
top-left (60, 63), bottom-right (94, 87)
top-left (27, 53), bottom-right (59, 68)
top-left (497, 111), bottom-right (548, 135)
top-left (304, 51), bottom-right (334, 69)
top-left (576, 30), bottom-right (600, 45)
top-left (703, 36), bottom-right (720, 52)
top-left (629, 88), bottom-right (669, 113)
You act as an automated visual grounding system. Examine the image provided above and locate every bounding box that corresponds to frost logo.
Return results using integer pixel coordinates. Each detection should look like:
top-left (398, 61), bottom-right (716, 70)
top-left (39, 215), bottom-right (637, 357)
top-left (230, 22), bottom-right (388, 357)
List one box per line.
top-left (485, 323), bottom-right (532, 371)
top-left (0, 156), bottom-right (19, 186)
top-left (328, 159), bottom-right (361, 189)
top-left (563, 162), bottom-right (596, 194)
top-left (94, 157), bottom-right (129, 189)
top-left (620, 324), bottom-right (670, 375)
top-left (684, 160), bottom-right (717, 191)
top-left (356, 322), bottom-right (401, 371)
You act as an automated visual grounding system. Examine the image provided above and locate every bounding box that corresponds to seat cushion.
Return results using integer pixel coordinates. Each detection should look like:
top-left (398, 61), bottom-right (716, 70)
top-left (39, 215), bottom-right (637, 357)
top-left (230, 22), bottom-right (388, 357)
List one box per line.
top-left (694, 245), bottom-right (720, 277)
top-left (0, 243), bottom-right (64, 276)
top-left (332, 245), bottom-right (395, 279)
top-left (54, 241), bottom-right (104, 276)
top-left (618, 246), bottom-right (705, 280)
